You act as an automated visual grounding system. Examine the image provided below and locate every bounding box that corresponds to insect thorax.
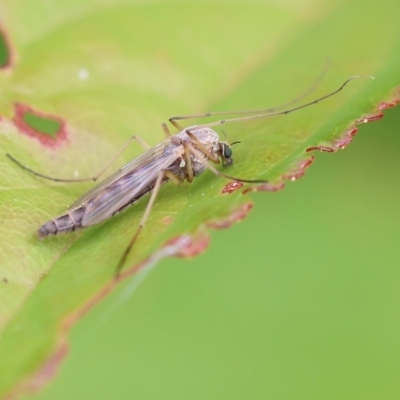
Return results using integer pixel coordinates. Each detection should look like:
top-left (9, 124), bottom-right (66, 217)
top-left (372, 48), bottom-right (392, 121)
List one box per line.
top-left (176, 127), bottom-right (220, 176)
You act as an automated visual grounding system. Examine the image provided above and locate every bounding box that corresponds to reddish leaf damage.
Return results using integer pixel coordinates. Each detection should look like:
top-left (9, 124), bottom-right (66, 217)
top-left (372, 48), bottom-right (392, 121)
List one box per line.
top-left (207, 202), bottom-right (253, 229)
top-left (222, 181), bottom-right (243, 194)
top-left (13, 103), bottom-right (67, 148)
top-left (23, 344), bottom-right (68, 396)
top-left (307, 98), bottom-right (400, 154)
top-left (221, 94), bottom-right (400, 198)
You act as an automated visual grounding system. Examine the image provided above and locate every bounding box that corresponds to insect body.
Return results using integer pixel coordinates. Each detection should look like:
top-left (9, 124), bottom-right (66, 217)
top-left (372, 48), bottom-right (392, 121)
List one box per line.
top-left (8, 124), bottom-right (263, 275)
top-left (36, 127), bottom-right (243, 239)
top-left (7, 76), bottom-right (371, 276)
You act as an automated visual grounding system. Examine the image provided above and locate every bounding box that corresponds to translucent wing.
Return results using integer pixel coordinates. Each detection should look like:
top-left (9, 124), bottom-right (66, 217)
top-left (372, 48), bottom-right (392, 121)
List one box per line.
top-left (69, 141), bottom-right (182, 226)
top-left (70, 141), bottom-right (169, 209)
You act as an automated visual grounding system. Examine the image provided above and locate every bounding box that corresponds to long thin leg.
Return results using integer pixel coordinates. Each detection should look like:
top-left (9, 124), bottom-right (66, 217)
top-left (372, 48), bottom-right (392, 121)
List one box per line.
top-left (161, 123), bottom-right (172, 138)
top-left (114, 169), bottom-right (184, 278)
top-left (169, 118), bottom-right (184, 131)
top-left (182, 143), bottom-right (194, 182)
top-left (187, 76), bottom-right (372, 130)
top-left (168, 62), bottom-right (331, 123)
top-left (7, 134), bottom-right (151, 183)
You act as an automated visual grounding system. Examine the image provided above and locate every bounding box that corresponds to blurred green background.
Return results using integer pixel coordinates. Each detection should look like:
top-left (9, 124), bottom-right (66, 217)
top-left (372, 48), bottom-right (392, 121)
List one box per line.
top-left (27, 106), bottom-right (400, 399)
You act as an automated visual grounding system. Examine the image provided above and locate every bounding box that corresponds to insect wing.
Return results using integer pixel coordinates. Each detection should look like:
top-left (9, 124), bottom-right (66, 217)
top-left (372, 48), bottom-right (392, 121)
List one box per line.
top-left (69, 141), bottom-right (169, 209)
top-left (80, 142), bottom-right (181, 226)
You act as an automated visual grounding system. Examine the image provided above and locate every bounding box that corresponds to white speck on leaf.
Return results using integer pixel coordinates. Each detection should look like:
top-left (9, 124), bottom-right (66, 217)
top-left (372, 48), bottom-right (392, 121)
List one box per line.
top-left (78, 69), bottom-right (89, 81)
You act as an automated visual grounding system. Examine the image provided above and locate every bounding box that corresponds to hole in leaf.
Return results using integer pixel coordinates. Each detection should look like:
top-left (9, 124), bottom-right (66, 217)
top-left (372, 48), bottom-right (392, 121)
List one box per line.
top-left (22, 112), bottom-right (62, 138)
top-left (13, 103), bottom-right (67, 148)
top-left (0, 29), bottom-right (10, 68)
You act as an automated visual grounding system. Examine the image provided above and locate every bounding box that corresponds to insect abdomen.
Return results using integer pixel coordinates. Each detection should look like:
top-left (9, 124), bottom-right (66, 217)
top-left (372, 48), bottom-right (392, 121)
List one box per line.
top-left (38, 207), bottom-right (85, 239)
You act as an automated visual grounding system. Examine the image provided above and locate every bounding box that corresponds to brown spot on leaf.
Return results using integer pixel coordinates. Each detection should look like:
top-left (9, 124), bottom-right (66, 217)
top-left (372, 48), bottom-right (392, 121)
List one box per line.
top-left (207, 202), bottom-right (253, 229)
top-left (283, 156), bottom-right (315, 182)
top-left (379, 101), bottom-right (398, 110)
top-left (13, 103), bottom-right (67, 148)
top-left (356, 113), bottom-right (383, 123)
top-left (165, 233), bottom-right (210, 258)
top-left (334, 127), bottom-right (358, 150)
top-left (222, 181), bottom-right (243, 194)
top-left (284, 170), bottom-right (305, 181)
top-left (306, 145), bottom-right (335, 153)
top-left (298, 156), bottom-right (315, 169)
top-left (243, 181), bottom-right (285, 194)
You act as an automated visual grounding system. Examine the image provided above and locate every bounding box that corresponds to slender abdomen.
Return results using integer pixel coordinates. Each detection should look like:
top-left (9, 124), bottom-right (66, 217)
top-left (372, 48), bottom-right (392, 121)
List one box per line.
top-left (38, 207), bottom-right (85, 239)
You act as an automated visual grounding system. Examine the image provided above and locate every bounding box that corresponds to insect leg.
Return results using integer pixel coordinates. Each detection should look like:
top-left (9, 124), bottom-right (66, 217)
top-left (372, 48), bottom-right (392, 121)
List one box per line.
top-left (129, 135), bottom-right (151, 150)
top-left (193, 76), bottom-right (373, 130)
top-left (163, 170), bottom-right (184, 186)
top-left (182, 143), bottom-right (194, 182)
top-left (6, 134), bottom-right (151, 183)
top-left (168, 63), bottom-right (330, 123)
top-left (114, 170), bottom-right (183, 278)
top-left (187, 144), bottom-right (268, 184)
top-left (168, 118), bottom-right (184, 131)
top-left (185, 130), bottom-right (219, 163)
top-left (161, 123), bottom-right (172, 138)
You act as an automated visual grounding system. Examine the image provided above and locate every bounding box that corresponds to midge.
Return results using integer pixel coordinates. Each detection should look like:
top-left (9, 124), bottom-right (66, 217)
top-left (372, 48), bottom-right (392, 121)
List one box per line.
top-left (7, 76), bottom-right (369, 276)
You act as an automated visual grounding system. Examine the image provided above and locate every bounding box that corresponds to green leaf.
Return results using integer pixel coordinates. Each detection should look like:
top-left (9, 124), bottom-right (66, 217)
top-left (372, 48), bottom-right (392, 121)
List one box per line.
top-left (0, 0), bottom-right (399, 397)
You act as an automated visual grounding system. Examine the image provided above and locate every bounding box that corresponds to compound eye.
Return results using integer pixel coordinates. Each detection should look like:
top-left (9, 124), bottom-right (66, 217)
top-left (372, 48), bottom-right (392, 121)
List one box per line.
top-left (223, 145), bottom-right (232, 159)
